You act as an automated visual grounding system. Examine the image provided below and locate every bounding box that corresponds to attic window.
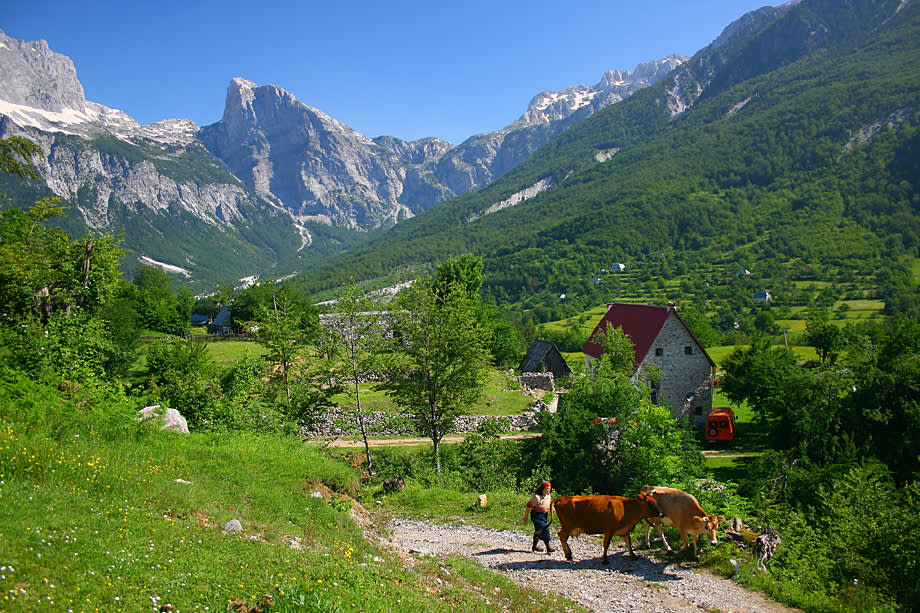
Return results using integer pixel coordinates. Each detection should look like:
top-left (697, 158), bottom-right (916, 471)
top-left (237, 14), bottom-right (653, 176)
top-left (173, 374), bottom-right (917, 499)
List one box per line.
top-left (684, 346), bottom-right (693, 355)
top-left (655, 348), bottom-right (663, 356)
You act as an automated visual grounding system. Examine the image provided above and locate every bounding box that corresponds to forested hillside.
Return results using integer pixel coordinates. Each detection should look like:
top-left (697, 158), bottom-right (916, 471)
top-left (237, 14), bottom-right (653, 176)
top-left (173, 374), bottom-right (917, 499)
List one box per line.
top-left (291, 0), bottom-right (919, 327)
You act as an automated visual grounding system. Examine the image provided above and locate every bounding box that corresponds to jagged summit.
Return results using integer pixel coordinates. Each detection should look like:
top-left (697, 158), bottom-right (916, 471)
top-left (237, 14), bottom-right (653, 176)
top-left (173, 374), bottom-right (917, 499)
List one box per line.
top-left (0, 29), bottom-right (200, 146)
top-left (517, 55), bottom-right (687, 127)
top-left (0, 28), bottom-right (86, 113)
top-left (1, 18), bottom-right (687, 235)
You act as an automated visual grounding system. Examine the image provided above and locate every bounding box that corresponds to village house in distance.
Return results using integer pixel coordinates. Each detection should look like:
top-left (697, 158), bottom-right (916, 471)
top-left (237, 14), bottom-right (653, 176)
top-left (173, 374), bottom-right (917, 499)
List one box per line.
top-left (582, 303), bottom-right (715, 425)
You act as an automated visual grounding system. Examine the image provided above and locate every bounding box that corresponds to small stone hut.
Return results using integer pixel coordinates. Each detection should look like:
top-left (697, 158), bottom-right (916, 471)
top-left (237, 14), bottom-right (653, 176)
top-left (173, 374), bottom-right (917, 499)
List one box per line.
top-left (519, 339), bottom-right (572, 381)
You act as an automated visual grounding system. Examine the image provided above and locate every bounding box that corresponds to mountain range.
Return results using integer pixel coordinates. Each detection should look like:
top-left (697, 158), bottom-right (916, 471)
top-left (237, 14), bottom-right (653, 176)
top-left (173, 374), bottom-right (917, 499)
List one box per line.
top-left (0, 26), bottom-right (681, 286)
top-left (2, 0), bottom-right (918, 310)
top-left (284, 0), bottom-right (919, 313)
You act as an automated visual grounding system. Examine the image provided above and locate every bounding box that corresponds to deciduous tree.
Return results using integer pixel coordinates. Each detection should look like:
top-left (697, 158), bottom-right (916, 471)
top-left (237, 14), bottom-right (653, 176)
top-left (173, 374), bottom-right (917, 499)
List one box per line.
top-left (326, 279), bottom-right (388, 473)
top-left (382, 277), bottom-right (490, 473)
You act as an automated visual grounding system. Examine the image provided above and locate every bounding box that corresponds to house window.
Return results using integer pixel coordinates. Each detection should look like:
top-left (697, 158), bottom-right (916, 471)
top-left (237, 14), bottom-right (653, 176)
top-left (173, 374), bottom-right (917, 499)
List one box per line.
top-left (655, 348), bottom-right (663, 356)
top-left (684, 346), bottom-right (693, 355)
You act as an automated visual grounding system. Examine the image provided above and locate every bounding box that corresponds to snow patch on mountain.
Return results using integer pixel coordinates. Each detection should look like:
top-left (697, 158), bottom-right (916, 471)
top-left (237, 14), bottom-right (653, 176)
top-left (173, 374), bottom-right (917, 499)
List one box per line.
top-left (468, 177), bottom-right (553, 222)
top-left (0, 97), bottom-right (198, 147)
top-left (139, 255), bottom-right (190, 276)
top-left (727, 95), bottom-right (757, 117)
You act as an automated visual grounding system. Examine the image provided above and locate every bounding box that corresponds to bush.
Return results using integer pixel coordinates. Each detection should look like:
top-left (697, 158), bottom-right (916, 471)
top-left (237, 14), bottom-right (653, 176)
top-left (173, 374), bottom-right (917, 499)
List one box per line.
top-left (533, 352), bottom-right (704, 495)
top-left (452, 419), bottom-right (522, 491)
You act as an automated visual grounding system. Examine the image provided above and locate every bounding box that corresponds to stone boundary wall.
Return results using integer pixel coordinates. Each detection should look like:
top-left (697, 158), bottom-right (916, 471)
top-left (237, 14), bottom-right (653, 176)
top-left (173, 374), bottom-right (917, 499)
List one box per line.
top-left (300, 406), bottom-right (544, 438)
top-left (519, 372), bottom-right (554, 391)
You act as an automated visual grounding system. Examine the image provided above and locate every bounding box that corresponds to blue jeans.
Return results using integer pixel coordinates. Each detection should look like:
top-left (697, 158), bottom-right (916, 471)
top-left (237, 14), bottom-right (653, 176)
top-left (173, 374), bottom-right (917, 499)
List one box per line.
top-left (531, 511), bottom-right (551, 544)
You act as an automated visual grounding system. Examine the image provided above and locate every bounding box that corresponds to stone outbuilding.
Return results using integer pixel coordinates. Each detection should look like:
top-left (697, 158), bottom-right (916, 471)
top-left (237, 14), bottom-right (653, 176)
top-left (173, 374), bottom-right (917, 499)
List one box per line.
top-left (519, 339), bottom-right (572, 381)
top-left (582, 302), bottom-right (715, 425)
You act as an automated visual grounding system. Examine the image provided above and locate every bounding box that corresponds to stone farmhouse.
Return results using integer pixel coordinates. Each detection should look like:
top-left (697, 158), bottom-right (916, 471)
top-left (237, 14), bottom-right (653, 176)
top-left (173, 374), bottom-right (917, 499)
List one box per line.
top-left (582, 302), bottom-right (716, 425)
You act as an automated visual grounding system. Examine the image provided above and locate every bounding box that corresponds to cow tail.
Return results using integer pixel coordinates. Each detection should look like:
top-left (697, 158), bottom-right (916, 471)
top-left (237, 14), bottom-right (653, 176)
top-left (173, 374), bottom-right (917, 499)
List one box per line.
top-left (549, 497), bottom-right (556, 525)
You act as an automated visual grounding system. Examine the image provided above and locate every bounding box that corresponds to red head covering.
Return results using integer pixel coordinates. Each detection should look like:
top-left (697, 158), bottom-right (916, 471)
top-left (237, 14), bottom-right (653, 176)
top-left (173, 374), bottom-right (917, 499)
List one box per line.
top-left (541, 481), bottom-right (551, 489)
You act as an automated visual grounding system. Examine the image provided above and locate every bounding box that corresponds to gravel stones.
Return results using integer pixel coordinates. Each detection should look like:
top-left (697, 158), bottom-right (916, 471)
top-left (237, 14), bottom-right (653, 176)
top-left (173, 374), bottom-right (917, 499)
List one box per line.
top-left (386, 518), bottom-right (792, 613)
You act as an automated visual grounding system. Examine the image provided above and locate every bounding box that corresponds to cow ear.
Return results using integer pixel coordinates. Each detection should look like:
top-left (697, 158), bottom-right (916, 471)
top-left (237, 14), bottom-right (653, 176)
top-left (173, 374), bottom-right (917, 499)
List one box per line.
top-left (693, 515), bottom-right (705, 523)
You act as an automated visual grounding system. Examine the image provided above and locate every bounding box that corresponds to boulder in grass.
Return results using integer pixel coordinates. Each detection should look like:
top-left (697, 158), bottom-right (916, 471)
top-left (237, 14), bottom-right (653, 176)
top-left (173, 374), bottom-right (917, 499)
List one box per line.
top-left (137, 405), bottom-right (189, 434)
top-left (383, 476), bottom-right (405, 493)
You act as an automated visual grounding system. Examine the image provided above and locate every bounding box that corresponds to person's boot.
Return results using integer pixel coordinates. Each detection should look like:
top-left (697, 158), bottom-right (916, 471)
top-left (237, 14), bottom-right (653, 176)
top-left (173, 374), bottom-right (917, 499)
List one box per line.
top-left (544, 538), bottom-right (555, 554)
top-left (531, 534), bottom-right (543, 553)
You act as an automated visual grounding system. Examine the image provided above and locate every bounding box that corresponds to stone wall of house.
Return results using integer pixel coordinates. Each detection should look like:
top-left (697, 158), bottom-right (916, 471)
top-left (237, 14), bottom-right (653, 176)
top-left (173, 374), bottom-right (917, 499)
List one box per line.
top-left (519, 372), bottom-right (555, 391)
top-left (637, 312), bottom-right (713, 425)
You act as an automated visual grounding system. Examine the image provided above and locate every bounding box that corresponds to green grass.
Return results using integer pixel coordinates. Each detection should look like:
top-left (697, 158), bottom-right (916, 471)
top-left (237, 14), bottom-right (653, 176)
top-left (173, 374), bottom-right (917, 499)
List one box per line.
top-left (791, 280), bottom-right (833, 289)
top-left (330, 370), bottom-right (535, 417)
top-left (706, 345), bottom-right (744, 367)
top-left (330, 382), bottom-right (401, 414)
top-left (537, 305), bottom-right (607, 336)
top-left (0, 376), bottom-right (571, 612)
top-left (774, 318), bottom-right (808, 332)
top-left (200, 338), bottom-right (266, 364)
top-left (704, 454), bottom-right (761, 482)
top-left (373, 485), bottom-right (529, 531)
top-left (477, 369), bottom-right (534, 415)
top-left (835, 299), bottom-right (884, 312)
top-left (561, 351), bottom-right (585, 373)
top-left (710, 343), bottom-right (818, 367)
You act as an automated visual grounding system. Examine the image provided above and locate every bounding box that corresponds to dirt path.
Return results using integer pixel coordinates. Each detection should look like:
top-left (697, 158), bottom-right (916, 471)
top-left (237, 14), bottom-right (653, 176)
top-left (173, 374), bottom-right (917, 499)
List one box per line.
top-left (324, 432), bottom-right (541, 448)
top-left (384, 518), bottom-right (795, 613)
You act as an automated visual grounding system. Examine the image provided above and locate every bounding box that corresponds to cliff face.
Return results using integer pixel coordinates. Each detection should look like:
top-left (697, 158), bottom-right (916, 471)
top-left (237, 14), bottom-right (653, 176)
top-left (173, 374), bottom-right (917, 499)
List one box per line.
top-left (0, 29), bottom-right (86, 113)
top-left (198, 78), bottom-right (455, 228)
top-left (197, 58), bottom-right (687, 229)
top-left (20, 127), bottom-right (255, 230)
top-left (0, 26), bottom-right (688, 282)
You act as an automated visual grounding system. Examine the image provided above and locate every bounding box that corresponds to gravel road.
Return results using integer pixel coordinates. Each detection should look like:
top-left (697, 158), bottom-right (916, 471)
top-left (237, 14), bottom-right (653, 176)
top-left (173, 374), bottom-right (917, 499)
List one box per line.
top-left (385, 518), bottom-right (794, 613)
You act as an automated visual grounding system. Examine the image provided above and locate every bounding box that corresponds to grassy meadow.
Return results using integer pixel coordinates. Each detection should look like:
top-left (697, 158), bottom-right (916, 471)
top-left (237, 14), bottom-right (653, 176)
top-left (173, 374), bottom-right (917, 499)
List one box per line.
top-left (0, 375), bottom-right (577, 612)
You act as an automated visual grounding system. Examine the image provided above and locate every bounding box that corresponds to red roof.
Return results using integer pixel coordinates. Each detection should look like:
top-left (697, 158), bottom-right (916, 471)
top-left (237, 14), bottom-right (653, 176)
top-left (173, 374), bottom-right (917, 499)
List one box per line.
top-left (582, 303), bottom-right (673, 369)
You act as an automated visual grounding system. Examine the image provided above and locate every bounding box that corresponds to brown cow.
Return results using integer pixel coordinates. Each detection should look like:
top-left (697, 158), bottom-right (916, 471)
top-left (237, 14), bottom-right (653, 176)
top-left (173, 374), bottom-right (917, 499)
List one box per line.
top-left (640, 485), bottom-right (725, 559)
top-left (552, 492), bottom-right (662, 564)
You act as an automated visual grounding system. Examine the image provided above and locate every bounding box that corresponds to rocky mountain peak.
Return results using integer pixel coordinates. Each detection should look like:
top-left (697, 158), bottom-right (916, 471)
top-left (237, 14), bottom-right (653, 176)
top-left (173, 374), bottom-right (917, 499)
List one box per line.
top-left (0, 28), bottom-right (86, 113)
top-left (631, 55), bottom-right (687, 82)
top-left (516, 55), bottom-right (687, 127)
top-left (216, 77), bottom-right (349, 140)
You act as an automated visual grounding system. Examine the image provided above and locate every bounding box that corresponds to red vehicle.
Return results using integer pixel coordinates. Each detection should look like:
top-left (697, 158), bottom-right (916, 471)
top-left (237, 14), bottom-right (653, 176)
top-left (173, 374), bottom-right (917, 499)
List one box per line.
top-left (705, 407), bottom-right (735, 442)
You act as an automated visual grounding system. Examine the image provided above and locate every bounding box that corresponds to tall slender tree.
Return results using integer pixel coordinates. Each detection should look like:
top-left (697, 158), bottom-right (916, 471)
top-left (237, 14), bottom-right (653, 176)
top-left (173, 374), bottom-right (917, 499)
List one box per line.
top-left (326, 280), bottom-right (387, 473)
top-left (382, 276), bottom-right (490, 473)
top-left (248, 292), bottom-right (308, 405)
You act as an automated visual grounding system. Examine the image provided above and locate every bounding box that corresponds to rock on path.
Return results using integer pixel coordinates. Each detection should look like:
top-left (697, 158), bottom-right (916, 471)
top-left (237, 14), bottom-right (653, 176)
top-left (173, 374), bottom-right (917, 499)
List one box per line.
top-left (386, 518), bottom-right (794, 613)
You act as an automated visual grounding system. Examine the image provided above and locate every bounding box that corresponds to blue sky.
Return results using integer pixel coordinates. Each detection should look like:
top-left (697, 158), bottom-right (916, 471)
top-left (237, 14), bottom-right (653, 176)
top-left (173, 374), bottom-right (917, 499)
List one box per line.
top-left (5, 0), bottom-right (775, 144)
